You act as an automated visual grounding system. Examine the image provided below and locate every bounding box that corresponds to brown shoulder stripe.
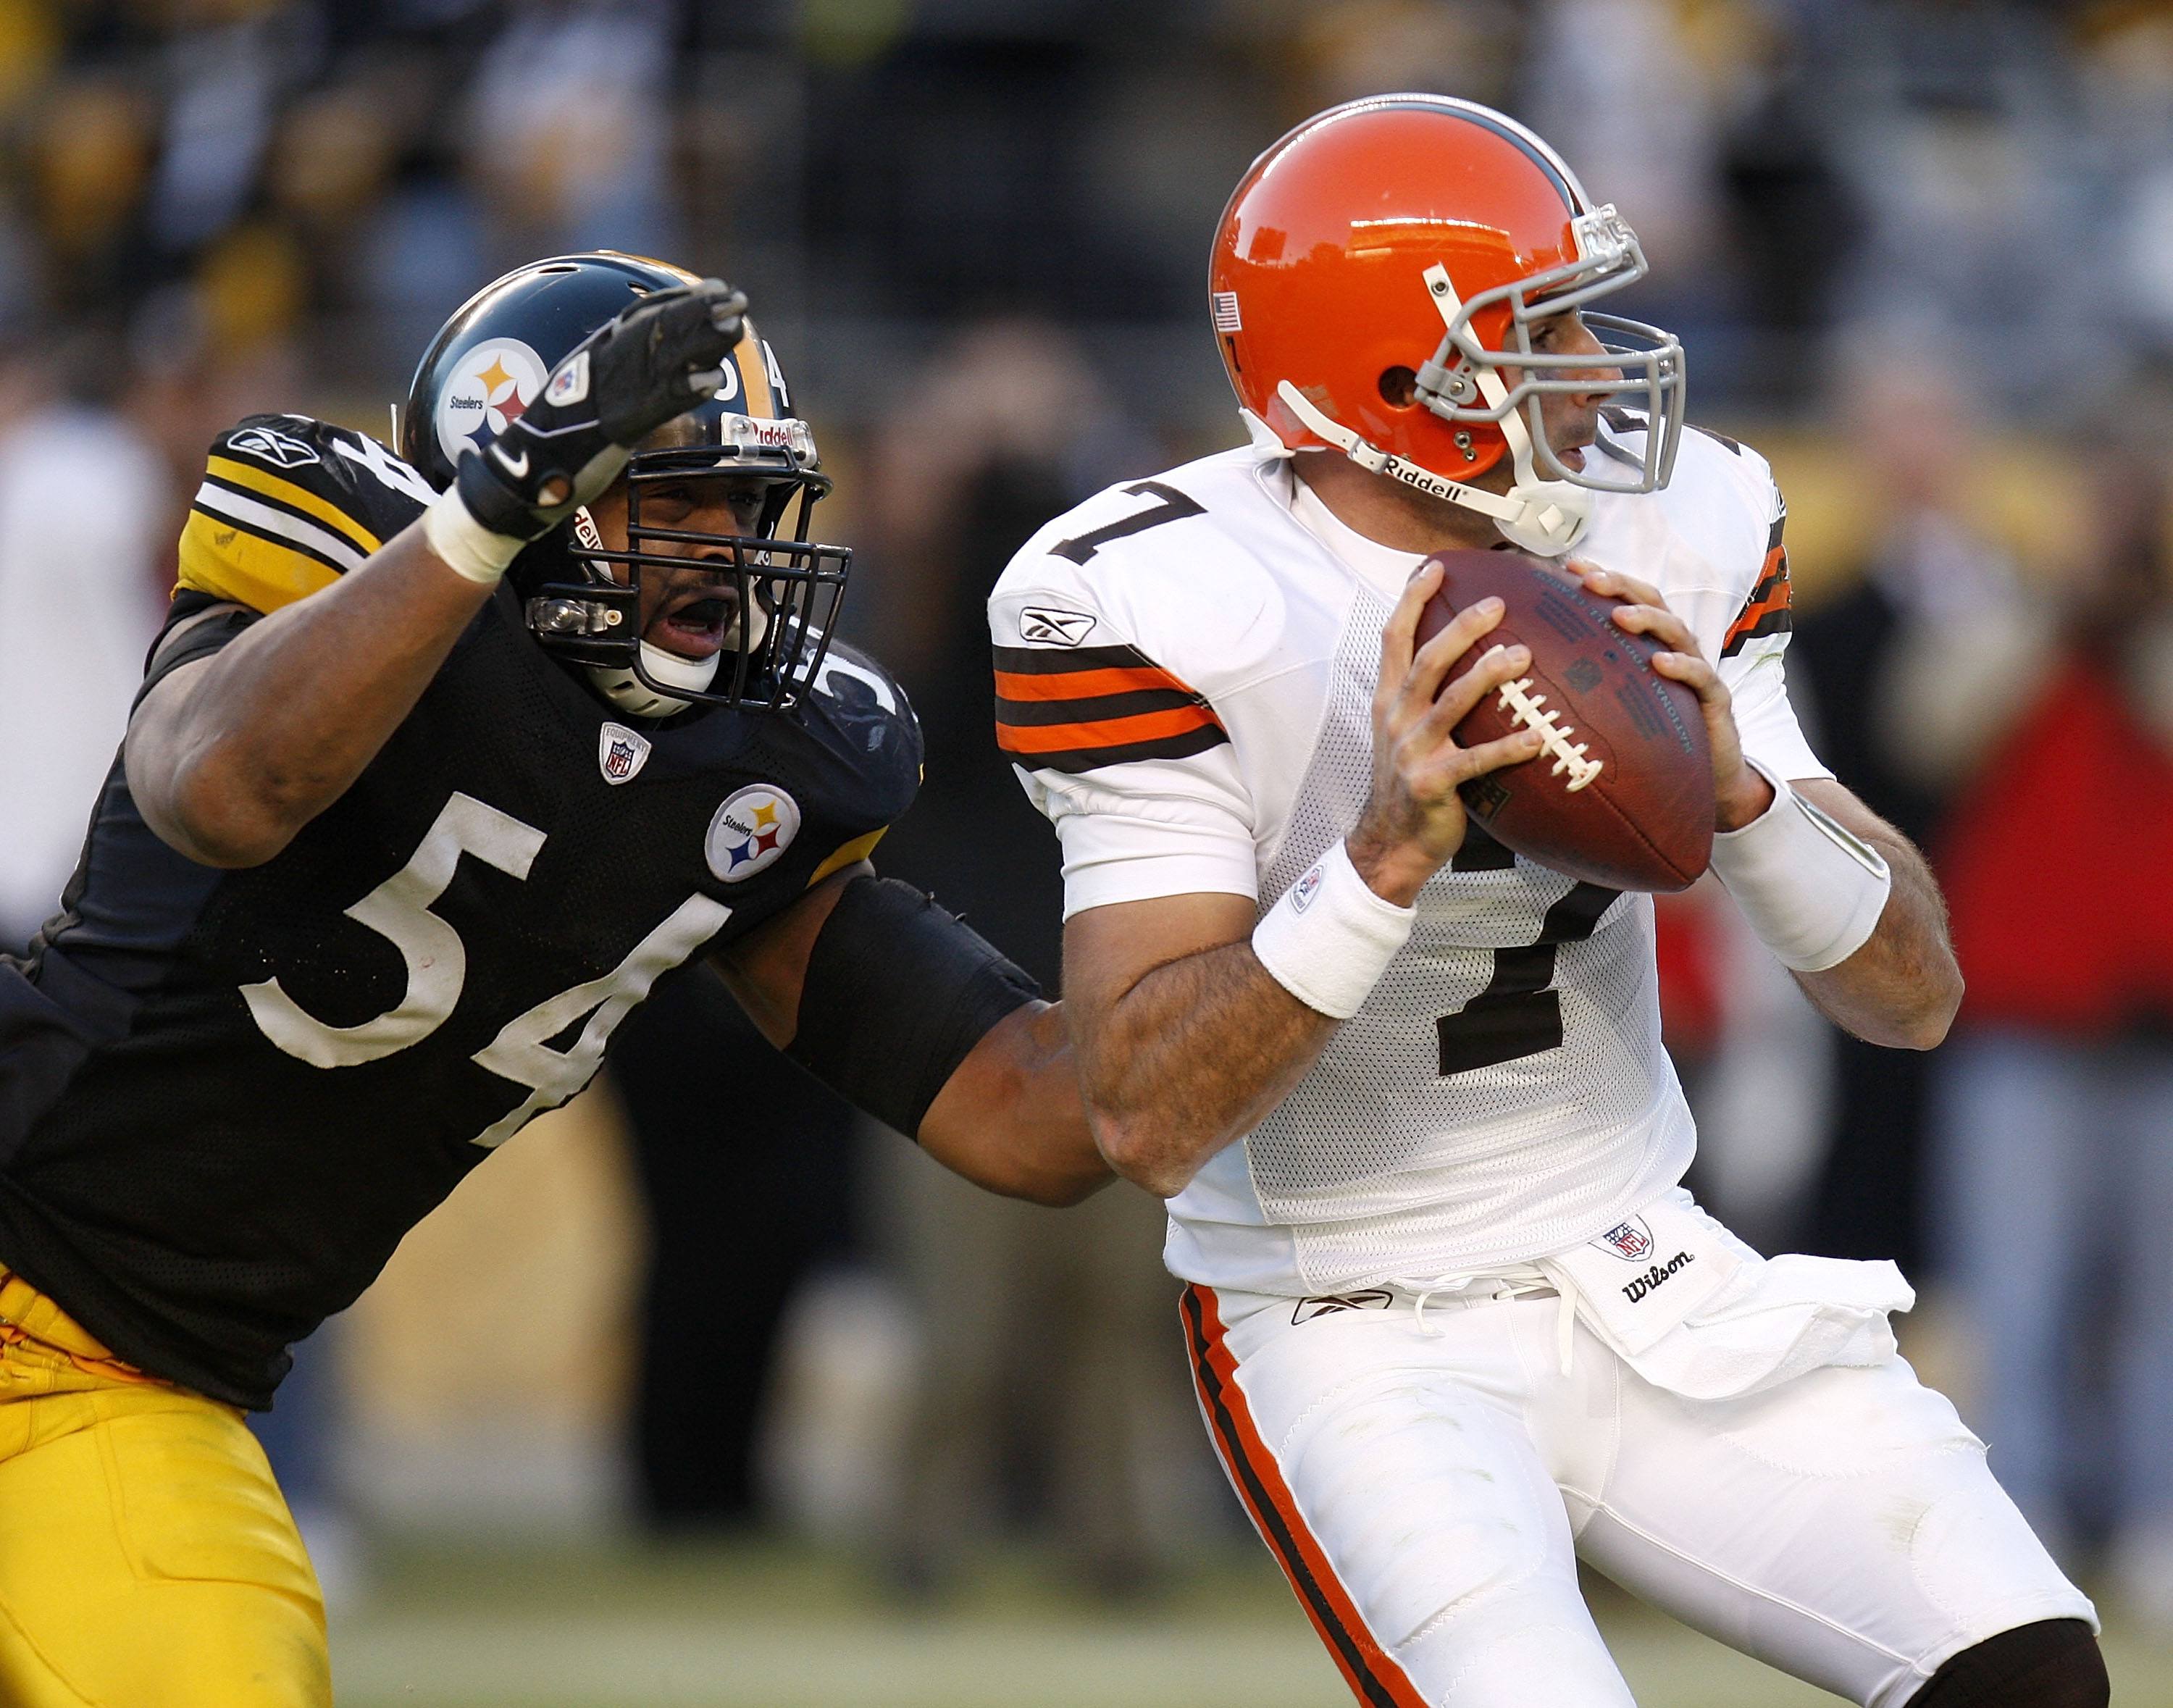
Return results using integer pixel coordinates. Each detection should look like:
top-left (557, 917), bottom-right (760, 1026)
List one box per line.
top-left (993, 642), bottom-right (1226, 772)
top-left (1721, 544), bottom-right (1793, 658)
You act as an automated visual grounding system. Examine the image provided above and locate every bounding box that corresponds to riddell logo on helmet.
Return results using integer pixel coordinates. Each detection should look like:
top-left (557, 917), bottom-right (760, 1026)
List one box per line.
top-left (435, 338), bottom-right (548, 473)
top-left (1389, 462), bottom-right (1460, 503)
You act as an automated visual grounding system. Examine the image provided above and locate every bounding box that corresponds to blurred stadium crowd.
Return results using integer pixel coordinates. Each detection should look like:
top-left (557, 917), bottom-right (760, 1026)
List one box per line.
top-left (7, 0), bottom-right (2173, 1667)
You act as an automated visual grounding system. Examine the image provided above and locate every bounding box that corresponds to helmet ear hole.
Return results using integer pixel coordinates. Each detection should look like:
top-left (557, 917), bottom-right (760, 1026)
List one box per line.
top-left (1378, 366), bottom-right (1419, 408)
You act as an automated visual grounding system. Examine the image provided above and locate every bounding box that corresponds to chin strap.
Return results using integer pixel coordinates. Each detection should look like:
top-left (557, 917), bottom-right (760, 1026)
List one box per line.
top-left (588, 642), bottom-right (721, 719)
top-left (1275, 381), bottom-right (1588, 556)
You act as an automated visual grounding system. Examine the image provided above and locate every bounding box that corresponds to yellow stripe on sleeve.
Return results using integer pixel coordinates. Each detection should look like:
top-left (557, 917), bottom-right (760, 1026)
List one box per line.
top-left (205, 457), bottom-right (383, 556)
top-left (177, 510), bottom-right (340, 612)
top-left (806, 827), bottom-right (887, 887)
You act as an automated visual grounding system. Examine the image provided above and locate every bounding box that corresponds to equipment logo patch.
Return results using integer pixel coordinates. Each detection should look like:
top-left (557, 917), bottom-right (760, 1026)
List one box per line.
top-left (227, 425), bottom-right (320, 469)
top-left (1596, 1218), bottom-right (1655, 1262)
top-left (706, 786), bottom-right (801, 882)
top-left (435, 338), bottom-right (549, 474)
top-left (598, 722), bottom-right (652, 786)
top-left (1018, 606), bottom-right (1097, 648)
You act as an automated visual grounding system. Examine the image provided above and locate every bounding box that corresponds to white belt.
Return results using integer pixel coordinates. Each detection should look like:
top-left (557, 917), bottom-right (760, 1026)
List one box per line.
top-left (1382, 1265), bottom-right (1583, 1376)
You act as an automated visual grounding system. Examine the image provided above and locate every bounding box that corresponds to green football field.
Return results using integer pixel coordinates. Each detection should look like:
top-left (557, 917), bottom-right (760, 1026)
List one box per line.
top-left (332, 1537), bottom-right (2172, 1707)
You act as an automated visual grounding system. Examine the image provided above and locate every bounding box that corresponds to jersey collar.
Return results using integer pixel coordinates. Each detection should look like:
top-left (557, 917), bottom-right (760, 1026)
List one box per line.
top-left (1284, 465), bottom-right (1430, 603)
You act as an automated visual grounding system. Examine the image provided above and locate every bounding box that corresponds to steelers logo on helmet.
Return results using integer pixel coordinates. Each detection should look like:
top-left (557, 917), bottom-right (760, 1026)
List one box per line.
top-left (435, 337), bottom-right (550, 473)
top-left (705, 785), bottom-right (801, 884)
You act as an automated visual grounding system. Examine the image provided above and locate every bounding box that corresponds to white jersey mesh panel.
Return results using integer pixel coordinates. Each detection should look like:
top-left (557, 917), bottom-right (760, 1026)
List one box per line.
top-left (1209, 582), bottom-right (1696, 1289)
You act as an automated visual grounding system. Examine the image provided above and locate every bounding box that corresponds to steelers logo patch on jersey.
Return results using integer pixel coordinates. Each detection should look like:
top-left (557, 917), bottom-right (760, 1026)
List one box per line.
top-left (706, 786), bottom-right (801, 882)
top-left (435, 338), bottom-right (549, 473)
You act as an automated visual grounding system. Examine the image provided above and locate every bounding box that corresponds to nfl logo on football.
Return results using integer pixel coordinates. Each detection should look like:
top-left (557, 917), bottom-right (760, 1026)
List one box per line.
top-left (1599, 1219), bottom-right (1654, 1261)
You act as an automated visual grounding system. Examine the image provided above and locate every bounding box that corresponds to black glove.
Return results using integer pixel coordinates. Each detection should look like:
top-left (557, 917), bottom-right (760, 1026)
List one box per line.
top-left (455, 278), bottom-right (750, 541)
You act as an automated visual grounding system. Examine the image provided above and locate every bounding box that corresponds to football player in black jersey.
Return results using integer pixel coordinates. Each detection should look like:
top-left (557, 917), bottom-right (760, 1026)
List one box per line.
top-left (0, 253), bottom-right (1106, 1705)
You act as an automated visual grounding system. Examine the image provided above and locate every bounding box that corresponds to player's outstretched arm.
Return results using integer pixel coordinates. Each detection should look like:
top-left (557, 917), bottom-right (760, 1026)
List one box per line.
top-left (1064, 568), bottom-right (1546, 1199)
top-left (714, 866), bottom-right (1110, 1206)
top-left (129, 527), bottom-right (499, 866)
top-left (128, 280), bottom-right (748, 868)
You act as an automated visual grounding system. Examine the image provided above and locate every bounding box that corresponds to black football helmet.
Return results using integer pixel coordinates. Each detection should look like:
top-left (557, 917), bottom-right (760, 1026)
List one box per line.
top-left (403, 251), bottom-right (848, 717)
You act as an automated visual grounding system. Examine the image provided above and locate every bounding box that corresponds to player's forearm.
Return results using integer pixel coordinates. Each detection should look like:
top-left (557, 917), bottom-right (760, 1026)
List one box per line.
top-left (918, 1001), bottom-right (1111, 1206)
top-left (1793, 832), bottom-right (1961, 1050)
top-left (1076, 942), bottom-right (1337, 1197)
top-left (133, 523), bottom-right (495, 866)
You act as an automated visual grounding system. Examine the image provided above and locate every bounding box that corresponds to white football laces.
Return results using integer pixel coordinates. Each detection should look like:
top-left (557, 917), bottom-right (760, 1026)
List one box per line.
top-left (1478, 645), bottom-right (1602, 792)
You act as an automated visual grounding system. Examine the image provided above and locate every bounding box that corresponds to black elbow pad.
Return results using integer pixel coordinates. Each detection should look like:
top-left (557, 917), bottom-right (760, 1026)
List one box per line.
top-left (785, 876), bottom-right (1042, 1136)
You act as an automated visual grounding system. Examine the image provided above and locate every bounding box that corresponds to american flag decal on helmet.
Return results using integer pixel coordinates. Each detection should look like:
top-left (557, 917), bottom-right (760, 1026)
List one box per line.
top-left (1211, 291), bottom-right (1243, 332)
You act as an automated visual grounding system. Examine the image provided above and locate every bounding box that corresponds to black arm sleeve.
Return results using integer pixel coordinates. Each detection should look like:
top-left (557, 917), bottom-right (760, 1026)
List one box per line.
top-left (133, 593), bottom-right (261, 706)
top-left (784, 876), bottom-right (1042, 1137)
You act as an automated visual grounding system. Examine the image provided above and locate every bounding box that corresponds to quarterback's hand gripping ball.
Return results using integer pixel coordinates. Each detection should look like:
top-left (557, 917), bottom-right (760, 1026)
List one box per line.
top-left (1417, 549), bottom-right (1713, 891)
top-left (453, 277), bottom-right (750, 540)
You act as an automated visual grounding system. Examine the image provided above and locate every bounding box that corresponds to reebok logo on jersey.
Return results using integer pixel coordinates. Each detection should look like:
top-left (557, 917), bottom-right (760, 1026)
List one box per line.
top-left (598, 722), bottom-right (651, 785)
top-left (1619, 1251), bottom-right (1694, 1306)
top-left (227, 426), bottom-right (320, 469)
top-left (1018, 606), bottom-right (1097, 647)
top-left (1291, 1292), bottom-right (1392, 1324)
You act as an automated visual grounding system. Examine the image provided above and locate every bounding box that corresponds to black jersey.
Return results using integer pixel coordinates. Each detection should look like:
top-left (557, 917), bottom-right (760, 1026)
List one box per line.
top-left (0, 414), bottom-right (919, 1410)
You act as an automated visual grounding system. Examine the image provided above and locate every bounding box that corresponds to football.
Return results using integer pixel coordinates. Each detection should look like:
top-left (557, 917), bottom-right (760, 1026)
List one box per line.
top-left (1414, 549), bottom-right (1713, 892)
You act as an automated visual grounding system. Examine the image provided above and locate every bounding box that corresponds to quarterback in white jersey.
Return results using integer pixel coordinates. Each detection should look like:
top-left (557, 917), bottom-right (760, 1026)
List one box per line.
top-left (990, 97), bottom-right (2105, 1708)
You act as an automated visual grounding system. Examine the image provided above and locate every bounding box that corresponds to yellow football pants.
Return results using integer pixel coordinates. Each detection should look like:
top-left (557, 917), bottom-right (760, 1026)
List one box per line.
top-left (0, 1267), bottom-right (330, 1706)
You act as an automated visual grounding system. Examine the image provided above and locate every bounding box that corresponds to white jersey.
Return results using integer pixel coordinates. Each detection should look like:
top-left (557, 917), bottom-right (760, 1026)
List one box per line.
top-left (989, 424), bottom-right (1827, 1296)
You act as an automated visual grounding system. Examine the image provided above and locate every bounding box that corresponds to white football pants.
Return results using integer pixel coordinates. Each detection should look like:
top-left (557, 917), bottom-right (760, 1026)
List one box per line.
top-left (1183, 1281), bottom-right (2093, 1707)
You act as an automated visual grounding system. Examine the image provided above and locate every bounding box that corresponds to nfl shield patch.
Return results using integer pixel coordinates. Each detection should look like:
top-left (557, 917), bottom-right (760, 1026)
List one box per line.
top-left (1596, 1218), bottom-right (1655, 1262)
top-left (598, 722), bottom-right (652, 785)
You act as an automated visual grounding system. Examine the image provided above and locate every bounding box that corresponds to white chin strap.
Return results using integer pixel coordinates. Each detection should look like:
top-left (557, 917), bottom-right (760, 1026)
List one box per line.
top-left (1270, 260), bottom-right (1593, 557)
top-left (587, 643), bottom-right (721, 719)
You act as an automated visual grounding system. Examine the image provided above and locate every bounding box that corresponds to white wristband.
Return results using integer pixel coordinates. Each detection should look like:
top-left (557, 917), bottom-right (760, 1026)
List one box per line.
top-left (422, 485), bottom-right (526, 586)
top-left (1252, 840), bottom-right (1415, 1018)
top-left (1710, 756), bottom-right (1892, 972)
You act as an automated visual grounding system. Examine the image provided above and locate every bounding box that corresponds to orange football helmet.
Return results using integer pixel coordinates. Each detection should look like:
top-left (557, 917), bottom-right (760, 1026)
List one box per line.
top-left (1210, 94), bottom-right (1686, 555)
